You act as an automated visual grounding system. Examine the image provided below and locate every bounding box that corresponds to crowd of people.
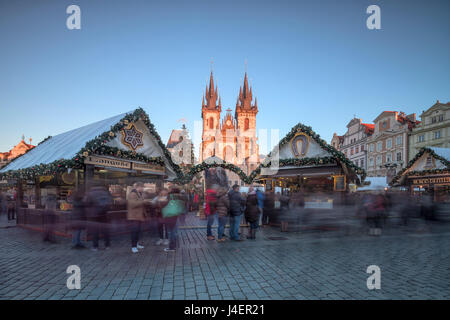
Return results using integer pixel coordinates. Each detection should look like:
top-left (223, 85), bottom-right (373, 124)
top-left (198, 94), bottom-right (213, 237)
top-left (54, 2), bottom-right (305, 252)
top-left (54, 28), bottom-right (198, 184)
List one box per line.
top-left (1, 183), bottom-right (449, 253)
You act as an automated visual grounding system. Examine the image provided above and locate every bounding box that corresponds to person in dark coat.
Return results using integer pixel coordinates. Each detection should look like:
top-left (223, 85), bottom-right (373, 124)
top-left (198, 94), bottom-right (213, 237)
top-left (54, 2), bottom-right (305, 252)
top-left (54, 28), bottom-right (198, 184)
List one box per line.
top-left (262, 191), bottom-right (275, 226)
top-left (228, 184), bottom-right (244, 241)
top-left (85, 184), bottom-right (113, 251)
top-left (70, 189), bottom-right (87, 249)
top-left (245, 187), bottom-right (260, 239)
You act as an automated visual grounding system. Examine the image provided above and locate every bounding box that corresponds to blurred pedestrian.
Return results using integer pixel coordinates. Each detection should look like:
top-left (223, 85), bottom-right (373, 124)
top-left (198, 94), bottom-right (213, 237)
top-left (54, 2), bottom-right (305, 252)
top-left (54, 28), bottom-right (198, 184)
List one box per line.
top-left (161, 187), bottom-right (184, 252)
top-left (228, 184), bottom-right (244, 241)
top-left (216, 187), bottom-right (230, 242)
top-left (70, 188), bottom-right (87, 249)
top-left (85, 183), bottom-right (113, 251)
top-left (153, 188), bottom-right (169, 246)
top-left (205, 185), bottom-right (218, 240)
top-left (245, 187), bottom-right (260, 240)
top-left (127, 182), bottom-right (148, 253)
top-left (262, 190), bottom-right (275, 226)
top-left (256, 187), bottom-right (265, 226)
top-left (43, 194), bottom-right (57, 243)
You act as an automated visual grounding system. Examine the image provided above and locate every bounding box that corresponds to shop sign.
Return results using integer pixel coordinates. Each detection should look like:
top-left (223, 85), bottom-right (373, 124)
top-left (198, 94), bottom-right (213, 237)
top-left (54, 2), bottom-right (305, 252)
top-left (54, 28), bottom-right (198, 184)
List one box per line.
top-left (132, 162), bottom-right (165, 173)
top-left (290, 132), bottom-right (310, 158)
top-left (84, 156), bottom-right (131, 170)
top-left (412, 176), bottom-right (450, 185)
top-left (121, 123), bottom-right (144, 151)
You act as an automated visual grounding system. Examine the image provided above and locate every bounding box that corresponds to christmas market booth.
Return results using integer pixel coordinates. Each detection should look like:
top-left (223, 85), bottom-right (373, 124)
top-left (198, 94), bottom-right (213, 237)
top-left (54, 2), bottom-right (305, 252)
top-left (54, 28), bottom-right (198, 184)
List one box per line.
top-left (0, 108), bottom-right (182, 236)
top-left (251, 123), bottom-right (365, 227)
top-left (390, 147), bottom-right (450, 202)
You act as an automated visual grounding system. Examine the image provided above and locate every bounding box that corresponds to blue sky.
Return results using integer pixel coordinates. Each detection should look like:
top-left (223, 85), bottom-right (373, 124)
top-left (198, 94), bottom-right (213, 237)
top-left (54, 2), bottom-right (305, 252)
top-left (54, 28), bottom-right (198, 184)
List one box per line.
top-left (0, 0), bottom-right (449, 157)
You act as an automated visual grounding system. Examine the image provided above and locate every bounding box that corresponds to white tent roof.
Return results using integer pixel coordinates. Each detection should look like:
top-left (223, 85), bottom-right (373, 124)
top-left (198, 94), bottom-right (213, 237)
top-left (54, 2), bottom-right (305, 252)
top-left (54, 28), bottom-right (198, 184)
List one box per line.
top-left (357, 176), bottom-right (388, 191)
top-left (0, 112), bottom-right (129, 172)
top-left (429, 147), bottom-right (450, 161)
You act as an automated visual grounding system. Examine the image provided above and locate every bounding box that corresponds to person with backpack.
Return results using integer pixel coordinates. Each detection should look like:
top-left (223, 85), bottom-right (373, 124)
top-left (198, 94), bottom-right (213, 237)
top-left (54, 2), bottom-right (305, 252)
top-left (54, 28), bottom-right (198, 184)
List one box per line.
top-left (205, 185), bottom-right (218, 240)
top-left (228, 184), bottom-right (244, 241)
top-left (161, 187), bottom-right (185, 252)
top-left (127, 182), bottom-right (148, 253)
top-left (85, 183), bottom-right (113, 251)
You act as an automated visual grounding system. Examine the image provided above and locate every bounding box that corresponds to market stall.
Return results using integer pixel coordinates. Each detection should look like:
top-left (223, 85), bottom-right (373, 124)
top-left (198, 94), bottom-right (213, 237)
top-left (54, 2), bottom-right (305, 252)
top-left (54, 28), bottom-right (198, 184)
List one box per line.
top-left (0, 108), bottom-right (182, 236)
top-left (390, 147), bottom-right (450, 202)
top-left (252, 123), bottom-right (365, 227)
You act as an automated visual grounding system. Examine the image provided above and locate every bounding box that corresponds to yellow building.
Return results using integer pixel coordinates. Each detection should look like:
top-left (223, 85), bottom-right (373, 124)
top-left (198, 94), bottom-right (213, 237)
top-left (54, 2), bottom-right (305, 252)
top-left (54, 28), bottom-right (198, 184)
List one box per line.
top-left (408, 100), bottom-right (450, 161)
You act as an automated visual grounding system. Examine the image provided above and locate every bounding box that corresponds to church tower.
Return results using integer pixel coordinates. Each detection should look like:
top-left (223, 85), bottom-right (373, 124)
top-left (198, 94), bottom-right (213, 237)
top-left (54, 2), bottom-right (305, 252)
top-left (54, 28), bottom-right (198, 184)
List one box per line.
top-left (235, 72), bottom-right (259, 173)
top-left (200, 69), bottom-right (221, 162)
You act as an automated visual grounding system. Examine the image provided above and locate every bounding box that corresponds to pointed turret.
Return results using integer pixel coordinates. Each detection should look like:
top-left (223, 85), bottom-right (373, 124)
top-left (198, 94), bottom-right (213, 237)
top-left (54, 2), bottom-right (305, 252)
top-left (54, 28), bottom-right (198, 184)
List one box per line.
top-left (236, 72), bottom-right (256, 110)
top-left (203, 69), bottom-right (219, 110)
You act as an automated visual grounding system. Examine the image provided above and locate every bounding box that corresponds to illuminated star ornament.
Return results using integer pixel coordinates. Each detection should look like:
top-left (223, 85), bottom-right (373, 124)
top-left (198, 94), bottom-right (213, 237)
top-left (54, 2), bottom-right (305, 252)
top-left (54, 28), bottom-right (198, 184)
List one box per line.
top-left (121, 124), bottom-right (144, 150)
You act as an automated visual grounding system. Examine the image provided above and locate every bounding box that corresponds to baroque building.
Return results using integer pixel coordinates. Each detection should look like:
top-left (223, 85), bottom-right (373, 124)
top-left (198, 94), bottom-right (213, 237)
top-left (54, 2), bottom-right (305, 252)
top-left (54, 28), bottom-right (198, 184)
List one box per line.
top-left (199, 69), bottom-right (260, 184)
top-left (408, 100), bottom-right (450, 161)
top-left (332, 118), bottom-right (374, 170)
top-left (366, 111), bottom-right (418, 178)
top-left (0, 136), bottom-right (35, 169)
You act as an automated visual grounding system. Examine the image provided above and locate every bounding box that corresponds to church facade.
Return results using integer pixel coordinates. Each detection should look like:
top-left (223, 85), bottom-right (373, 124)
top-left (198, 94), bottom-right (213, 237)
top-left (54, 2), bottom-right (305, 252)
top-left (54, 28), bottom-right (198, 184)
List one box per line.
top-left (199, 70), bottom-right (260, 183)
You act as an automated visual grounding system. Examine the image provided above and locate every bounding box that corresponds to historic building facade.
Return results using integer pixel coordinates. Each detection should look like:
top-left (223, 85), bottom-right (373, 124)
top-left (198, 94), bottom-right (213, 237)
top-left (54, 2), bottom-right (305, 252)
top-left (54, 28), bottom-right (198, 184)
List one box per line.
top-left (0, 137), bottom-right (35, 169)
top-left (166, 124), bottom-right (194, 167)
top-left (332, 118), bottom-right (374, 171)
top-left (408, 100), bottom-right (450, 161)
top-left (199, 70), bottom-right (260, 184)
top-left (366, 111), bottom-right (418, 178)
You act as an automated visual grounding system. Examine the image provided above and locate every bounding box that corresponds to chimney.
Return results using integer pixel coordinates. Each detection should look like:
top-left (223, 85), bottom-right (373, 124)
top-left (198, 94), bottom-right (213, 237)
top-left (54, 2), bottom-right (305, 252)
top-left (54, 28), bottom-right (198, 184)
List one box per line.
top-left (406, 113), bottom-right (416, 122)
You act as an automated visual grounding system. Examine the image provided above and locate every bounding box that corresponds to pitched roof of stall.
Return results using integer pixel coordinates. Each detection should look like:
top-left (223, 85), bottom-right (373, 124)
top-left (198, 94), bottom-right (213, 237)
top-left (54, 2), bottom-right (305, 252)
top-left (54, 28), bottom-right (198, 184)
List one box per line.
top-left (0, 112), bottom-right (129, 172)
top-left (0, 109), bottom-right (182, 178)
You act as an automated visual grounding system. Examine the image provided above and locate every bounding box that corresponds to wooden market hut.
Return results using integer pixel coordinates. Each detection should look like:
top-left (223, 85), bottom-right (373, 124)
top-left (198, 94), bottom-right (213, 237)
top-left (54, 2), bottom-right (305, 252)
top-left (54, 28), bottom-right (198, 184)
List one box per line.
top-left (390, 147), bottom-right (450, 202)
top-left (252, 122), bottom-right (365, 210)
top-left (0, 108), bottom-right (182, 235)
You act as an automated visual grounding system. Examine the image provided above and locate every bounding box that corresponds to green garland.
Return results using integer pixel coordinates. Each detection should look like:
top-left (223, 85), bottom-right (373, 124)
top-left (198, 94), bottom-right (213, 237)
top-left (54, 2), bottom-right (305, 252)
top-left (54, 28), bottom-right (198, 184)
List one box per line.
top-left (390, 147), bottom-right (450, 185)
top-left (0, 114), bottom-right (366, 186)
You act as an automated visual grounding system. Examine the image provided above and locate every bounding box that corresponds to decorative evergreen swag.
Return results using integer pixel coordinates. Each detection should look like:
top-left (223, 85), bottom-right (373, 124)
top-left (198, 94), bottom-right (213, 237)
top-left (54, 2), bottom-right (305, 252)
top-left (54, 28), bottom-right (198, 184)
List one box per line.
top-left (251, 122), bottom-right (366, 181)
top-left (177, 161), bottom-right (252, 185)
top-left (0, 108), bottom-right (182, 180)
top-left (0, 113), bottom-right (366, 185)
top-left (390, 147), bottom-right (450, 185)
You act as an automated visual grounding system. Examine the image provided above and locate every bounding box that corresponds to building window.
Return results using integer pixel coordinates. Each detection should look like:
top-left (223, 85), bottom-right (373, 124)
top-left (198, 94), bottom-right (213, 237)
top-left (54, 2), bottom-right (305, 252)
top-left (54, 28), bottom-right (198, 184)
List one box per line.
top-left (360, 159), bottom-right (364, 168)
top-left (361, 145), bottom-right (364, 152)
top-left (382, 121), bottom-right (387, 128)
top-left (209, 117), bottom-right (214, 129)
top-left (376, 155), bottom-right (382, 165)
top-left (396, 135), bottom-right (402, 145)
top-left (354, 159), bottom-right (358, 167)
top-left (434, 131), bottom-right (441, 139)
top-left (377, 141), bottom-right (382, 152)
top-left (418, 135), bottom-right (425, 143)
top-left (439, 114), bottom-right (444, 122)
top-left (387, 138), bottom-right (392, 149)
top-left (396, 152), bottom-right (402, 161)
top-left (432, 117), bottom-right (437, 124)
top-left (369, 157), bottom-right (374, 167)
top-left (355, 146), bottom-right (359, 154)
top-left (244, 118), bottom-right (249, 131)
top-left (369, 144), bottom-right (374, 152)
top-left (351, 148), bottom-right (354, 155)
top-left (386, 153), bottom-right (392, 163)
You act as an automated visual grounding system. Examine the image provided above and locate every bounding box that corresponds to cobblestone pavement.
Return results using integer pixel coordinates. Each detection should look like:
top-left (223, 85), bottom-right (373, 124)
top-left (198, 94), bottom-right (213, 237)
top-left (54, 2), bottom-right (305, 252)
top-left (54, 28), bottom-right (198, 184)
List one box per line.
top-left (1, 213), bottom-right (450, 300)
